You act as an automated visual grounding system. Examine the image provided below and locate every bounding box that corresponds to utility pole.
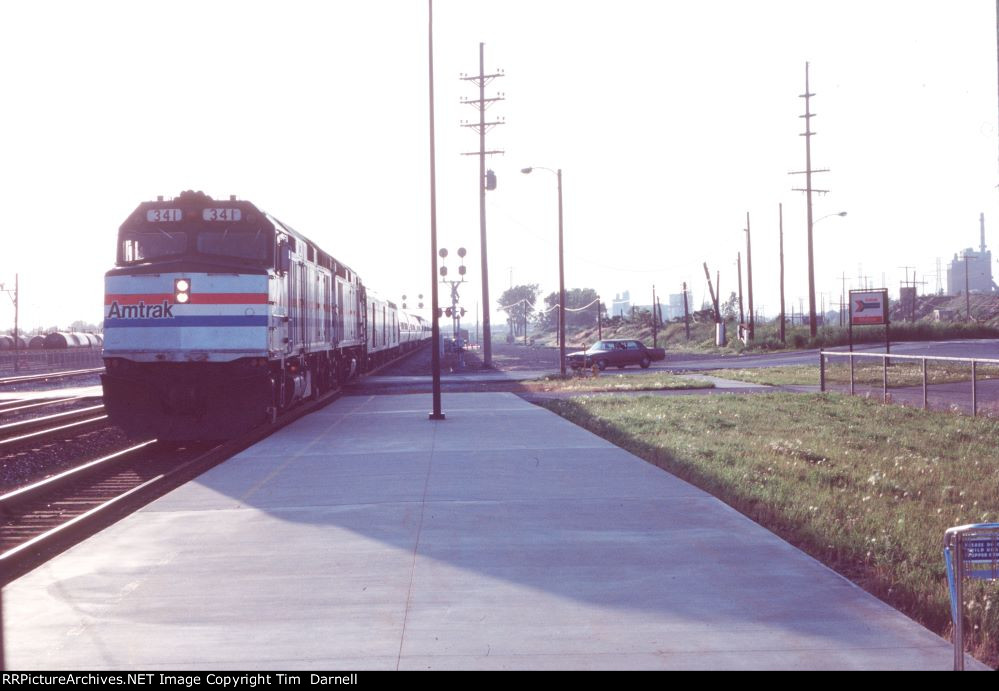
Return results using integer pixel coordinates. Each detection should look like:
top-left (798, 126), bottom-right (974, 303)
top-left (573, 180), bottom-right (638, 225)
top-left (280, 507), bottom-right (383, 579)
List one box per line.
top-left (898, 265), bottom-right (914, 322)
top-left (460, 43), bottom-right (504, 369)
top-left (1, 274), bottom-right (19, 373)
top-left (428, 0), bottom-right (443, 420)
top-left (523, 298), bottom-right (527, 346)
top-left (596, 295), bottom-right (602, 340)
top-left (745, 211), bottom-right (755, 341)
top-left (703, 263), bottom-right (720, 323)
top-left (652, 284), bottom-right (658, 348)
top-left (912, 274), bottom-right (928, 323)
top-left (840, 271), bottom-right (847, 327)
top-left (790, 61), bottom-right (830, 338)
top-left (779, 203), bottom-right (786, 344)
top-left (737, 252), bottom-right (744, 327)
top-left (682, 282), bottom-right (691, 340)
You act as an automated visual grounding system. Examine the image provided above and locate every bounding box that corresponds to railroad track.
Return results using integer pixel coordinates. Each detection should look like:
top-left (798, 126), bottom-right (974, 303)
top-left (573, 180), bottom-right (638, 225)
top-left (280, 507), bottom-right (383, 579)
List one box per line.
top-left (0, 367), bottom-right (104, 387)
top-left (0, 404), bottom-right (108, 447)
top-left (0, 395), bottom-right (84, 414)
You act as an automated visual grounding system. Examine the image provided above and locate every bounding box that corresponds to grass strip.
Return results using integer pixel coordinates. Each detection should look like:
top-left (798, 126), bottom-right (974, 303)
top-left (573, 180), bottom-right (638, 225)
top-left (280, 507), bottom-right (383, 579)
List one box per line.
top-left (698, 366), bottom-right (818, 387)
top-left (523, 371), bottom-right (714, 393)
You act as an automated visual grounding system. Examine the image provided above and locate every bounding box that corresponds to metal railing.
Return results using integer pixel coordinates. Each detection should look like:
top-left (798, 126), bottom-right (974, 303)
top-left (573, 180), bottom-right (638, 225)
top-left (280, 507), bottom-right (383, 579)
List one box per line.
top-left (0, 349), bottom-right (103, 376)
top-left (820, 350), bottom-right (999, 417)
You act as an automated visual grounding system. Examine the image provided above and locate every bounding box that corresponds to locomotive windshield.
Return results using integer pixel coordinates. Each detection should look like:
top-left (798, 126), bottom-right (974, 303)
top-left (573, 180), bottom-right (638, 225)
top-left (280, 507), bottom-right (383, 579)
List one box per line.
top-left (120, 229), bottom-right (188, 263)
top-left (118, 227), bottom-right (273, 267)
top-left (197, 229), bottom-right (270, 261)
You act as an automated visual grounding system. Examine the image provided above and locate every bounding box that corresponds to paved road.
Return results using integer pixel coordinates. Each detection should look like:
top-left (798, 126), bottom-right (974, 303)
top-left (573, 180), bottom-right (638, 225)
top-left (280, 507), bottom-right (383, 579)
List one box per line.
top-left (664, 339), bottom-right (999, 371)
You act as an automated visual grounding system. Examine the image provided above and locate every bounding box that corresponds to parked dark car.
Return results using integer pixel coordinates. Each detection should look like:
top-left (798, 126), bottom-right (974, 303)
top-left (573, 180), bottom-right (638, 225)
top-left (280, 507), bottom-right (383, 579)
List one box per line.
top-left (566, 339), bottom-right (666, 370)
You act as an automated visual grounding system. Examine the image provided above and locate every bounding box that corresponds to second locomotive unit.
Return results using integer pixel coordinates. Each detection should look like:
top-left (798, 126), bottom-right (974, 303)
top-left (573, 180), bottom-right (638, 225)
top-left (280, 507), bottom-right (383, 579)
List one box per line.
top-left (102, 191), bottom-right (428, 440)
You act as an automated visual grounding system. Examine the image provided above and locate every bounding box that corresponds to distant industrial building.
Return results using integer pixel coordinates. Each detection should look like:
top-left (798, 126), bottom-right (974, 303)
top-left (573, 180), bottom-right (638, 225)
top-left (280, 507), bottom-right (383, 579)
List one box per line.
top-left (611, 291), bottom-right (631, 318)
top-left (668, 290), bottom-right (692, 320)
top-left (946, 213), bottom-right (997, 295)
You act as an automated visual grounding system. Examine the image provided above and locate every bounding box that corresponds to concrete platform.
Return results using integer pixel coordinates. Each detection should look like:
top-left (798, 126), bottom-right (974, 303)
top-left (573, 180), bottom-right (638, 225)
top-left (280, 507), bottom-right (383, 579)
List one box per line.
top-left (2, 392), bottom-right (987, 670)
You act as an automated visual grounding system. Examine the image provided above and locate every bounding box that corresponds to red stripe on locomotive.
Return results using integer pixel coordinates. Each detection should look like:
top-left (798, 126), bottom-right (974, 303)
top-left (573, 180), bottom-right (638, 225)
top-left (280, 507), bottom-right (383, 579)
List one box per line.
top-left (106, 293), bottom-right (269, 305)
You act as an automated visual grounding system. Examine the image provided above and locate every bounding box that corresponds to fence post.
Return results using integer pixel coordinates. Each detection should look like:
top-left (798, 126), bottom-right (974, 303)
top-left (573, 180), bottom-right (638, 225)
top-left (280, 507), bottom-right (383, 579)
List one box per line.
top-left (883, 355), bottom-right (888, 404)
top-left (972, 360), bottom-right (977, 417)
top-left (819, 351), bottom-right (825, 392)
top-left (849, 354), bottom-right (855, 395)
top-left (922, 358), bottom-right (928, 410)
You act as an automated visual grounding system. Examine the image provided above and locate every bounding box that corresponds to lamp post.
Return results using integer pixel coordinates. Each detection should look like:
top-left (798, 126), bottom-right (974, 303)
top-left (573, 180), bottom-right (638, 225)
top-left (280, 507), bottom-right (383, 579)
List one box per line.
top-left (521, 166), bottom-right (566, 375)
top-left (807, 211), bottom-right (847, 334)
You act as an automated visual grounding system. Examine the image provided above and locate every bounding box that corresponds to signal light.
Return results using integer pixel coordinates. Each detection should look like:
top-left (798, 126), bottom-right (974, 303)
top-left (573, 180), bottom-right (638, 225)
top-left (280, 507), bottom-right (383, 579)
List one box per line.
top-left (445, 307), bottom-right (453, 317)
top-left (174, 278), bottom-right (191, 304)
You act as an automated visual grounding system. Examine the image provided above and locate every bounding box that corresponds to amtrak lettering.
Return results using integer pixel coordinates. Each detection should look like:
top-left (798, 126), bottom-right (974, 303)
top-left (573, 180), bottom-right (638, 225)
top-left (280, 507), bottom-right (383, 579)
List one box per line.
top-left (107, 300), bottom-right (175, 319)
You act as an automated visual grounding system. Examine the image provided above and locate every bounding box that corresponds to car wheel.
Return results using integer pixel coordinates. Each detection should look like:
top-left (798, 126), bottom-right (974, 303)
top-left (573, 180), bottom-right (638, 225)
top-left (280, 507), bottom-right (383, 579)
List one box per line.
top-left (640, 356), bottom-right (651, 369)
top-left (596, 359), bottom-right (608, 371)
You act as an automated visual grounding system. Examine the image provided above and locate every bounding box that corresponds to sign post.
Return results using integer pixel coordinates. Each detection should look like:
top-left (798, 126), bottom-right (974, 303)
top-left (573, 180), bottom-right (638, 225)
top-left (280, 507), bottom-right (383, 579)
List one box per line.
top-left (943, 523), bottom-right (999, 670)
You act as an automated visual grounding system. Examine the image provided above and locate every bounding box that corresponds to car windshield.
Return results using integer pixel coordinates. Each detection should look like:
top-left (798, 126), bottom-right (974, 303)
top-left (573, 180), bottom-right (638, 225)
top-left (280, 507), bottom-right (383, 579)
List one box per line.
top-left (588, 342), bottom-right (612, 352)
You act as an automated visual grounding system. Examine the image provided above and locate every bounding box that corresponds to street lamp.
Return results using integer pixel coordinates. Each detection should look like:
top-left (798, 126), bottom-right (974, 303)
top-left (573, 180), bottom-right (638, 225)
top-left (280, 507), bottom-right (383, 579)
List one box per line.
top-left (521, 166), bottom-right (566, 376)
top-left (807, 211), bottom-right (847, 335)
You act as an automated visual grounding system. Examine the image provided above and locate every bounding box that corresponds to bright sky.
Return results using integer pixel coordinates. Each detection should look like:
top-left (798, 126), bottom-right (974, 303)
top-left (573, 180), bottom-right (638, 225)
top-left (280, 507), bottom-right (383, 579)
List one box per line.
top-left (1, 0), bottom-right (997, 331)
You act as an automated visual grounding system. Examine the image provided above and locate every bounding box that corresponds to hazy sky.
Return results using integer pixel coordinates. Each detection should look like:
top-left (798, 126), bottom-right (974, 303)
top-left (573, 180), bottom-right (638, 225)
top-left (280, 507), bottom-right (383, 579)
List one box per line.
top-left (1, 0), bottom-right (998, 331)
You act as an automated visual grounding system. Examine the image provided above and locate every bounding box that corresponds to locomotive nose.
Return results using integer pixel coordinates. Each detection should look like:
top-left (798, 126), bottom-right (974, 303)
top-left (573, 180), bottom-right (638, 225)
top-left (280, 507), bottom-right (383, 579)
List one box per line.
top-left (166, 384), bottom-right (200, 414)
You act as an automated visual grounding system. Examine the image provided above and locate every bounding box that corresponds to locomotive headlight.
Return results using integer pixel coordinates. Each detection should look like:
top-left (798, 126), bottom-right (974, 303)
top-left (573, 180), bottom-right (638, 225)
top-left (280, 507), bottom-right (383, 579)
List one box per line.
top-left (174, 278), bottom-right (191, 303)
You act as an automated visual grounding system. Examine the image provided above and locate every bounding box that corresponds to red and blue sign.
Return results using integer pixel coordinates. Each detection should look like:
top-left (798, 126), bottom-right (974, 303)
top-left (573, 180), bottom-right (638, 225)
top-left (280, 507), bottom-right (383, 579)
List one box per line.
top-left (849, 289), bottom-right (888, 326)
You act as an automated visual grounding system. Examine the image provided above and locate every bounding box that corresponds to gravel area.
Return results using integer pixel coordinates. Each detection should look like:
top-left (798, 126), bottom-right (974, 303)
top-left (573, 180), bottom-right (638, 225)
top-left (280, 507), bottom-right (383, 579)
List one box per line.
top-left (0, 423), bottom-right (133, 494)
top-left (0, 372), bottom-right (102, 393)
top-left (0, 397), bottom-right (104, 425)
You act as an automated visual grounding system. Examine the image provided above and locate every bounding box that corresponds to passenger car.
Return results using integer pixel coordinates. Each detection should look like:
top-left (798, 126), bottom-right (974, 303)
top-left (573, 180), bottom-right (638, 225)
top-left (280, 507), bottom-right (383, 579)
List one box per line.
top-left (566, 339), bottom-right (666, 370)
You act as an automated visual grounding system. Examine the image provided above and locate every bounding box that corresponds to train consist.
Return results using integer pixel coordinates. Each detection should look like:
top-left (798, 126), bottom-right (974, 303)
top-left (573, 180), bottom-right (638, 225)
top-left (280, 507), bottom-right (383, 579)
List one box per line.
top-left (102, 191), bottom-right (429, 440)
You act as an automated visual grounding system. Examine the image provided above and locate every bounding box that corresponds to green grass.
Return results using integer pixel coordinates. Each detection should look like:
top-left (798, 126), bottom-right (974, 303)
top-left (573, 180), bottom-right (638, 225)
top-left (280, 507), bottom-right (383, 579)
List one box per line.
top-left (539, 393), bottom-right (999, 668)
top-left (823, 360), bottom-right (999, 388)
top-left (696, 362), bottom-right (999, 389)
top-left (699, 366), bottom-right (819, 387)
top-left (524, 371), bottom-right (714, 393)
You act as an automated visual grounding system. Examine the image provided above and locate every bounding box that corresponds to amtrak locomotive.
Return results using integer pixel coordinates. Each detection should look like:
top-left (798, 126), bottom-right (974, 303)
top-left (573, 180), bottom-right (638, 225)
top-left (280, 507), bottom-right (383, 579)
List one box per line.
top-left (102, 191), bottom-right (429, 440)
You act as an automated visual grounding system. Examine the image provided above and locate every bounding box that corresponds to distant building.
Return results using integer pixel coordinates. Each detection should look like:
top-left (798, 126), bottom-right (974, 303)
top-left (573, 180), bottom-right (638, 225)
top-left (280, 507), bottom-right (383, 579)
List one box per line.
top-left (611, 291), bottom-right (631, 318)
top-left (668, 290), bottom-right (692, 320)
top-left (946, 213), bottom-right (998, 295)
